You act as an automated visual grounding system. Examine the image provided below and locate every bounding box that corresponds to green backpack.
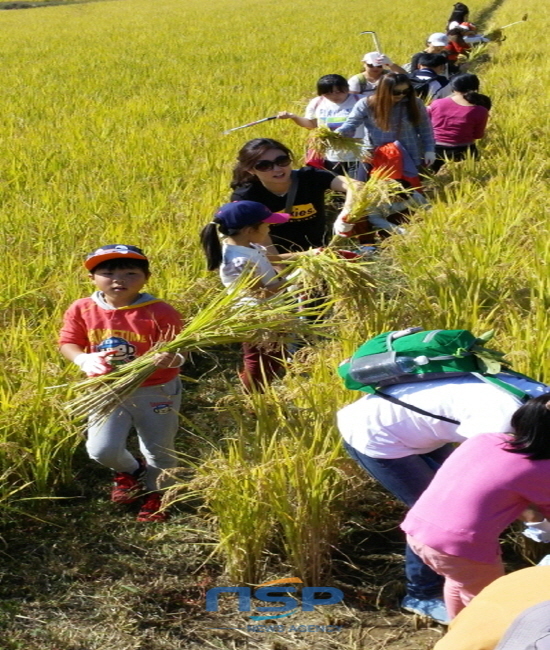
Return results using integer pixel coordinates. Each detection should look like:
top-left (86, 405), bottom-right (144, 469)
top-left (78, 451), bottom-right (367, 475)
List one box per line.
top-left (338, 328), bottom-right (529, 422)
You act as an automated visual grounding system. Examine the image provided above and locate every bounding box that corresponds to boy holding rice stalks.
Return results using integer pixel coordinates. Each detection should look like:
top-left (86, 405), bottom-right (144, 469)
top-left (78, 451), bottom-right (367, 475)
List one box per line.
top-left (59, 245), bottom-right (184, 522)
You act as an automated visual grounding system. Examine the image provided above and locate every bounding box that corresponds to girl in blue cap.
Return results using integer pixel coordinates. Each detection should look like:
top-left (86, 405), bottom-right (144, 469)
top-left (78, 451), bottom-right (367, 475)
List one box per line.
top-left (200, 200), bottom-right (299, 391)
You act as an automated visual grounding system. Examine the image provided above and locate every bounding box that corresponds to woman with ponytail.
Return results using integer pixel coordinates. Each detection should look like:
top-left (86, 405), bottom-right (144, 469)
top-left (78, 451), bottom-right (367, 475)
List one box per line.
top-left (427, 73), bottom-right (491, 172)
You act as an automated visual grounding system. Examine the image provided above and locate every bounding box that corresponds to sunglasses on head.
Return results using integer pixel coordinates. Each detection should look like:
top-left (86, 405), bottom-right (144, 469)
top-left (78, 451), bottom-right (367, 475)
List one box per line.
top-left (253, 155), bottom-right (292, 172)
top-left (392, 88), bottom-right (411, 96)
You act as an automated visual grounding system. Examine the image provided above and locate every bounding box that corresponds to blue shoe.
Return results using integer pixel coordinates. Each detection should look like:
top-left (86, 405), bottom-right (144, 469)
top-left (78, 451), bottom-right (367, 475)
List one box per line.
top-left (401, 595), bottom-right (450, 625)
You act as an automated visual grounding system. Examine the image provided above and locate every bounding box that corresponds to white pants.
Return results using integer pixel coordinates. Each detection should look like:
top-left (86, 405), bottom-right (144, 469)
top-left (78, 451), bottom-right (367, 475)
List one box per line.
top-left (86, 378), bottom-right (182, 491)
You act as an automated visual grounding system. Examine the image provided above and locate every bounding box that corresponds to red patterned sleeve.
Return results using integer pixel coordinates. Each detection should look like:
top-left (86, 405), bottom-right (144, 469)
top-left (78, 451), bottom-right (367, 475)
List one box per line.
top-left (58, 300), bottom-right (90, 349)
top-left (151, 302), bottom-right (183, 344)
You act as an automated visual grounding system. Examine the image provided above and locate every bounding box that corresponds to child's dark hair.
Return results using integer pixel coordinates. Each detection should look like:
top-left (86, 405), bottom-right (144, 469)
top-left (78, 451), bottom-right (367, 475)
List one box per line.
top-left (230, 138), bottom-right (294, 189)
top-left (200, 221), bottom-right (263, 271)
top-left (507, 394), bottom-right (550, 460)
top-left (89, 258), bottom-right (150, 276)
top-left (451, 73), bottom-right (492, 109)
top-left (317, 74), bottom-right (349, 96)
top-left (418, 53), bottom-right (448, 69)
top-left (447, 2), bottom-right (469, 27)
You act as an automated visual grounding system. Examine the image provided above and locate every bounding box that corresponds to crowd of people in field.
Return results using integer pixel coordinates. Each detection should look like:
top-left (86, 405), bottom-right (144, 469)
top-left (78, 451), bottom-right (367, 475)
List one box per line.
top-left (56, 4), bottom-right (546, 648)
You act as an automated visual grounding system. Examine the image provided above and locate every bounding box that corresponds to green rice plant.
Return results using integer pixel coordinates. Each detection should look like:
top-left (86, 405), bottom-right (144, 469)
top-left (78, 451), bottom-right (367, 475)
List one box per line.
top-left (189, 443), bottom-right (277, 584)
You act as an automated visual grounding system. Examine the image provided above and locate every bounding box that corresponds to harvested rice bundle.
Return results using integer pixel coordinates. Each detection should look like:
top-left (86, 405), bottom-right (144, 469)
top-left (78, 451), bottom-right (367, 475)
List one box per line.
top-left (306, 125), bottom-right (363, 161)
top-left (65, 275), bottom-right (331, 425)
top-left (285, 248), bottom-right (375, 318)
top-left (345, 171), bottom-right (412, 224)
top-left (458, 42), bottom-right (491, 67)
top-left (330, 170), bottom-right (419, 243)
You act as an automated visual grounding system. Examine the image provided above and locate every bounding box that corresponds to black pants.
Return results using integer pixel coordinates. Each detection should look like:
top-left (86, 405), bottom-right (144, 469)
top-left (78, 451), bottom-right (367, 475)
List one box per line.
top-left (432, 143), bottom-right (478, 173)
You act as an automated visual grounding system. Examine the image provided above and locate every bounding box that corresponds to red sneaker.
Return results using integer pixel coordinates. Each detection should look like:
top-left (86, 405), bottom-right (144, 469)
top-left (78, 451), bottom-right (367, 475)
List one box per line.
top-left (136, 492), bottom-right (169, 523)
top-left (111, 458), bottom-right (146, 504)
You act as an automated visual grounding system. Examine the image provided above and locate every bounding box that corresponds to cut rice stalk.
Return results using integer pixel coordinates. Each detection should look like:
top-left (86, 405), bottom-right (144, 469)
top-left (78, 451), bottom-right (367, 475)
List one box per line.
top-left (64, 274), bottom-right (333, 425)
top-left (306, 125), bottom-right (363, 160)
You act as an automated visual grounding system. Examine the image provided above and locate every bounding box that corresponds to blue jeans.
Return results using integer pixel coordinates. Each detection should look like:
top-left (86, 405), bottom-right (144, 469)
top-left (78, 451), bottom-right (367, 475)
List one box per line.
top-left (344, 440), bottom-right (455, 599)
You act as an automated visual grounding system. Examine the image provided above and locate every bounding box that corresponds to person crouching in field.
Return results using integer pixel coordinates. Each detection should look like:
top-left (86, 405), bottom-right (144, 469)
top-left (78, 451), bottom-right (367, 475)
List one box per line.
top-left (229, 138), bottom-right (356, 254)
top-left (348, 51), bottom-right (407, 95)
top-left (337, 369), bottom-right (548, 624)
top-left (201, 200), bottom-right (308, 392)
top-left (427, 73), bottom-right (491, 173)
top-left (409, 33), bottom-right (449, 73)
top-left (445, 28), bottom-right (471, 74)
top-left (402, 395), bottom-right (550, 619)
top-left (59, 245), bottom-right (184, 522)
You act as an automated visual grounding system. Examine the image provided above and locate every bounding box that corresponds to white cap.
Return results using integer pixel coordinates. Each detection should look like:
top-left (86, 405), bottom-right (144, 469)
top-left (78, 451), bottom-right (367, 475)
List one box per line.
top-left (427, 32), bottom-right (449, 46)
top-left (362, 51), bottom-right (383, 66)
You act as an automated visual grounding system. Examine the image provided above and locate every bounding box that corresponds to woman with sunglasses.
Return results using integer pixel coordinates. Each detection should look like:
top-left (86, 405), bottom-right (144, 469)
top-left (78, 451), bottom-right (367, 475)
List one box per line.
top-left (230, 138), bottom-right (354, 253)
top-left (337, 73), bottom-right (436, 177)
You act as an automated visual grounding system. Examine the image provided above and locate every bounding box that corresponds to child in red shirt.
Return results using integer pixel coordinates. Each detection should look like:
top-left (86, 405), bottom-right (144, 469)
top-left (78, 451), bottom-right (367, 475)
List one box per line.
top-left (445, 28), bottom-right (471, 74)
top-left (59, 245), bottom-right (183, 522)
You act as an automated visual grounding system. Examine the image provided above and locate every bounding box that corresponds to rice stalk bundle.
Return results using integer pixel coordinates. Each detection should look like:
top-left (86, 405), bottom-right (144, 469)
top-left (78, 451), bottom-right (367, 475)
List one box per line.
top-left (65, 275), bottom-right (332, 424)
top-left (327, 169), bottom-right (417, 246)
top-left (285, 249), bottom-right (375, 319)
top-left (459, 42), bottom-right (491, 68)
top-left (485, 28), bottom-right (504, 43)
top-left (348, 170), bottom-right (413, 221)
top-left (306, 125), bottom-right (363, 160)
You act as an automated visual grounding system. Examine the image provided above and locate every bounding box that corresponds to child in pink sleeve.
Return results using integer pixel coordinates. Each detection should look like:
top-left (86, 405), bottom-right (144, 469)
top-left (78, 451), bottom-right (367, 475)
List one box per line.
top-left (402, 394), bottom-right (550, 618)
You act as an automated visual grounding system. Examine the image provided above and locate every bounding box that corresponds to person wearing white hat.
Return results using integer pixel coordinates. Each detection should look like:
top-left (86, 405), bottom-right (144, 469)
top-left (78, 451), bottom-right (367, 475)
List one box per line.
top-left (409, 33), bottom-right (450, 73)
top-left (348, 51), bottom-right (407, 95)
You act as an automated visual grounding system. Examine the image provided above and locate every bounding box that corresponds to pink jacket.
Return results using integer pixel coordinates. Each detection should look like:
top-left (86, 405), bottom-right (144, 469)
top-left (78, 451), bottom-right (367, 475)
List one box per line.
top-left (402, 433), bottom-right (550, 563)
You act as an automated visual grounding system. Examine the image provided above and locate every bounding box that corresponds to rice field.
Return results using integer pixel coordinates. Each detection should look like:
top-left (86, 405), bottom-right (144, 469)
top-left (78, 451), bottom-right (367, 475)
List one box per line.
top-left (1, 0), bottom-right (549, 642)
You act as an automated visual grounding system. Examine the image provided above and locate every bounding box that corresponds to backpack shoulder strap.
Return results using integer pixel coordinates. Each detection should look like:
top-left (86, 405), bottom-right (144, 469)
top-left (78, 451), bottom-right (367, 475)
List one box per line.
top-left (284, 170), bottom-right (300, 214)
top-left (470, 372), bottom-right (530, 403)
top-left (374, 389), bottom-right (461, 424)
top-left (313, 95), bottom-right (324, 111)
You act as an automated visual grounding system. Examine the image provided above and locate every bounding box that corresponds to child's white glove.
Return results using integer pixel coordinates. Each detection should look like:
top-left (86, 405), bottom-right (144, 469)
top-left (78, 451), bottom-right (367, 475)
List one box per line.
top-left (523, 519), bottom-right (550, 543)
top-left (333, 210), bottom-right (355, 237)
top-left (73, 351), bottom-right (112, 377)
top-left (424, 151), bottom-right (436, 166)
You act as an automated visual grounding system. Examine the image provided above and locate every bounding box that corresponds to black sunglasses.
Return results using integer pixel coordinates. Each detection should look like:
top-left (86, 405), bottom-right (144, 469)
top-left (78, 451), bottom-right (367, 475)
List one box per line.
top-left (253, 155), bottom-right (292, 172)
top-left (392, 88), bottom-right (411, 96)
